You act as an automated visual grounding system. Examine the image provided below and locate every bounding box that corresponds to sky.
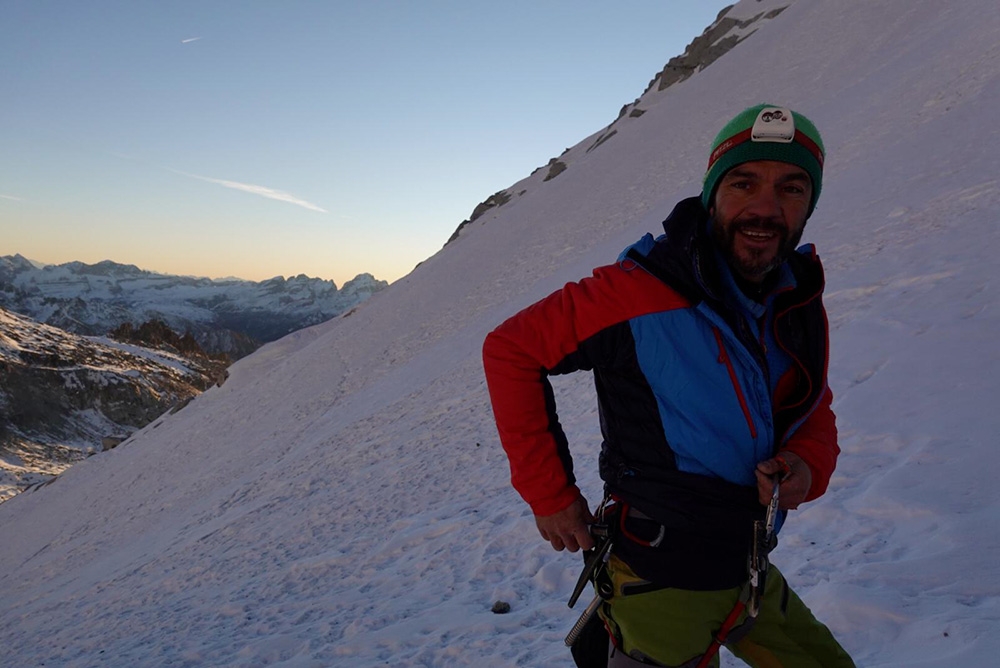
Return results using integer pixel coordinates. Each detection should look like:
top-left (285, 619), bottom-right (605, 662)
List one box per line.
top-left (3, 0), bottom-right (1000, 665)
top-left (0, 1), bottom-right (735, 286)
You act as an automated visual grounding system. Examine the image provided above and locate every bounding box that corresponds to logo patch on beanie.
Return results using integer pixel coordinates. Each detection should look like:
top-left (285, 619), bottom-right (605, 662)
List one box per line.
top-left (751, 107), bottom-right (795, 143)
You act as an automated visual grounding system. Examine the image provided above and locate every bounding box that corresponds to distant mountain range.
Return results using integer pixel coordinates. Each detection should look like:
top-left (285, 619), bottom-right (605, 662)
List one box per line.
top-left (0, 255), bottom-right (388, 358)
top-left (0, 255), bottom-right (387, 499)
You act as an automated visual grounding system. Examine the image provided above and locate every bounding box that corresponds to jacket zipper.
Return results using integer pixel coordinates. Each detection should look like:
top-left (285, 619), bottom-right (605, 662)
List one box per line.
top-left (713, 327), bottom-right (758, 439)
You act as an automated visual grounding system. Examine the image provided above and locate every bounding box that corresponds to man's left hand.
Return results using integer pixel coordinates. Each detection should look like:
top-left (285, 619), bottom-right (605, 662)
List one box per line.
top-left (755, 451), bottom-right (812, 510)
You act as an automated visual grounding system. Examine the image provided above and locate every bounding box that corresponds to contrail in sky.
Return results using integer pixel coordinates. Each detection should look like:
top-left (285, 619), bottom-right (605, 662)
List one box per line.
top-left (172, 170), bottom-right (327, 213)
top-left (181, 37), bottom-right (203, 44)
top-left (0, 194), bottom-right (22, 201)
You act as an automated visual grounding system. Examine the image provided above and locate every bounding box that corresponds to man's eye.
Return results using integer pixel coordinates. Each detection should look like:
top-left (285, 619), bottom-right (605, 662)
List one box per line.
top-left (783, 185), bottom-right (805, 195)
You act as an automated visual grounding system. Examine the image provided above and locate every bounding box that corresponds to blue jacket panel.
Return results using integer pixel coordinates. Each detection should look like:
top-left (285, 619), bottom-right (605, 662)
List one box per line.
top-left (630, 303), bottom-right (775, 487)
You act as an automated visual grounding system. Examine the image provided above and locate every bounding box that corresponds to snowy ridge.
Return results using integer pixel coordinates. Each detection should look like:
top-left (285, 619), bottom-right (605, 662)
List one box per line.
top-left (721, 0), bottom-right (791, 22)
top-left (447, 1), bottom-right (792, 245)
top-left (1, 1), bottom-right (1000, 666)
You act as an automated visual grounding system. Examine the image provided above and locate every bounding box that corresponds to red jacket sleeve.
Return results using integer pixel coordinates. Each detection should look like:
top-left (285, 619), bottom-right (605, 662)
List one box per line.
top-left (482, 263), bottom-right (686, 516)
top-left (781, 386), bottom-right (839, 502)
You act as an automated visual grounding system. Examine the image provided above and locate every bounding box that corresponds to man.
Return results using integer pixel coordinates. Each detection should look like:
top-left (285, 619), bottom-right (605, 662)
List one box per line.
top-left (482, 105), bottom-right (855, 667)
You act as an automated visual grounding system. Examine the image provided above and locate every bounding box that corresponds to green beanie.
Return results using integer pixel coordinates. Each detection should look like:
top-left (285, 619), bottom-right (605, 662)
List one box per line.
top-left (702, 104), bottom-right (825, 217)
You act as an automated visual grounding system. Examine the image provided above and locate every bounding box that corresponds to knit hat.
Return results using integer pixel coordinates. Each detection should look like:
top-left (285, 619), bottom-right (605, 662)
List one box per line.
top-left (702, 104), bottom-right (825, 217)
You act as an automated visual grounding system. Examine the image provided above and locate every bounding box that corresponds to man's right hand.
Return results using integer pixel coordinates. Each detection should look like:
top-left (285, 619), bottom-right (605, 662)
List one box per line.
top-left (534, 496), bottom-right (595, 552)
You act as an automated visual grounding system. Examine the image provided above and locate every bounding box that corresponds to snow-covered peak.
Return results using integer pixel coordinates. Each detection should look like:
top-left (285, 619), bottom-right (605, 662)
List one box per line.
top-left (0, 257), bottom-right (389, 354)
top-left (0, 253), bottom-right (40, 278)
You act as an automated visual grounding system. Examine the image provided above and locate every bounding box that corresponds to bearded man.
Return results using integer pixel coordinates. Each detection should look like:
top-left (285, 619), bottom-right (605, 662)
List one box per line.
top-left (483, 105), bottom-right (855, 667)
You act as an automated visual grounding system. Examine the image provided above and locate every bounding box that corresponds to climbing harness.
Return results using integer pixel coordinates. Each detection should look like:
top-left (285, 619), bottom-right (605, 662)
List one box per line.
top-left (695, 475), bottom-right (781, 668)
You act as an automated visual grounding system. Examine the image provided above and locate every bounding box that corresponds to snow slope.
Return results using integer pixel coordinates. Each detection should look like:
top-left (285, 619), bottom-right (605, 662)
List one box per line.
top-left (2, 1), bottom-right (999, 666)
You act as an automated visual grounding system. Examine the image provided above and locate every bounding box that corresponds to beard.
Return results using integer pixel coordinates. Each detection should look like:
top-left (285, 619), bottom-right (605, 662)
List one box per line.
top-left (709, 214), bottom-right (805, 282)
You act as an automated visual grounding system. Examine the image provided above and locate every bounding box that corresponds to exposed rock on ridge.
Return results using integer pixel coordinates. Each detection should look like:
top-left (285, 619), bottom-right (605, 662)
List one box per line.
top-left (442, 1), bottom-right (793, 247)
top-left (645, 4), bottom-right (790, 94)
top-left (446, 190), bottom-right (513, 245)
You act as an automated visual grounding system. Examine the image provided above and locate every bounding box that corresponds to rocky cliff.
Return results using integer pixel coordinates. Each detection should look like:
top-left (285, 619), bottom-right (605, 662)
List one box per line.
top-left (0, 306), bottom-right (228, 501)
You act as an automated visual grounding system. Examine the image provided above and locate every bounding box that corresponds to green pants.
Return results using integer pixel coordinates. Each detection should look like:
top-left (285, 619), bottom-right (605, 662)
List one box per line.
top-left (599, 555), bottom-right (855, 668)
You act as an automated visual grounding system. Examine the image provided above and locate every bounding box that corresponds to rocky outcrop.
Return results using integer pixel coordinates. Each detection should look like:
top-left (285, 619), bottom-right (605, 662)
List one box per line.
top-left (645, 4), bottom-right (790, 94)
top-left (587, 130), bottom-right (618, 154)
top-left (445, 190), bottom-right (513, 245)
top-left (110, 319), bottom-right (209, 358)
top-left (0, 307), bottom-right (227, 501)
top-left (543, 159), bottom-right (568, 182)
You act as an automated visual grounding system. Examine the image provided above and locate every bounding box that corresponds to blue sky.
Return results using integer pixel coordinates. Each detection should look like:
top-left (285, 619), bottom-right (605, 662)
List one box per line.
top-left (1, 1), bottom-right (734, 285)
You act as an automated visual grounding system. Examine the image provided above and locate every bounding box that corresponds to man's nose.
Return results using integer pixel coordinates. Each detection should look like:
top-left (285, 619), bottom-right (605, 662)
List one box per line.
top-left (744, 187), bottom-right (782, 219)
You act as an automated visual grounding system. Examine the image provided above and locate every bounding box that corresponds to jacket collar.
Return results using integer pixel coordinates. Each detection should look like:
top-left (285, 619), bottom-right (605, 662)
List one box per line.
top-left (625, 196), bottom-right (824, 308)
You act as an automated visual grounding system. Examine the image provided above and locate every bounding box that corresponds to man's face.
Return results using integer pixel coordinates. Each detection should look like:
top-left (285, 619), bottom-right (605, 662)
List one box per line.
top-left (709, 160), bottom-right (812, 283)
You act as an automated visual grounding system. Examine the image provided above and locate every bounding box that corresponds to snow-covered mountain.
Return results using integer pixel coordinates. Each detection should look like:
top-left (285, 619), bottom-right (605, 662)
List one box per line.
top-left (2, 1), bottom-right (999, 666)
top-left (448, 0), bottom-right (792, 243)
top-left (0, 306), bottom-right (228, 502)
top-left (0, 255), bottom-right (387, 357)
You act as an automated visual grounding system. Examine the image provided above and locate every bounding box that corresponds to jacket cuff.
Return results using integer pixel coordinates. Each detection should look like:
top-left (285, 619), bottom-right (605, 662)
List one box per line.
top-left (527, 485), bottom-right (582, 517)
top-left (781, 443), bottom-right (829, 502)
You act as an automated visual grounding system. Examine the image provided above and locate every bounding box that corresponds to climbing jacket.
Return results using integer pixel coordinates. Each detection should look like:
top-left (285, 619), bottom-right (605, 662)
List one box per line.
top-left (483, 196), bottom-right (839, 589)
